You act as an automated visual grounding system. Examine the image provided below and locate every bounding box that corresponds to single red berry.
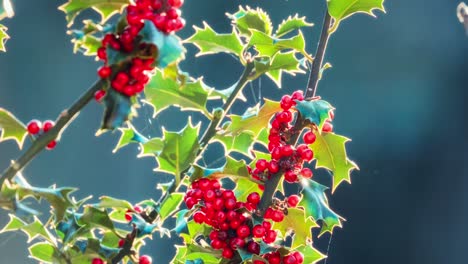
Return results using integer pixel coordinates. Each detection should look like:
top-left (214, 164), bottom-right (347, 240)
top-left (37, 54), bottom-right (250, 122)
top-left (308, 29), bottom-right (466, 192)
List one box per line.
top-left (281, 145), bottom-right (294, 157)
top-left (293, 251), bottom-right (304, 264)
top-left (185, 197), bottom-right (197, 209)
top-left (139, 255), bottom-right (152, 264)
top-left (125, 211), bottom-right (132, 222)
top-left (271, 210), bottom-right (284, 222)
top-left (246, 241), bottom-right (260, 254)
top-left (222, 190), bottom-right (235, 199)
top-left (271, 147), bottom-right (282, 160)
top-left (284, 170), bottom-right (298, 183)
top-left (303, 131), bottom-right (316, 144)
top-left (98, 66), bottom-right (112, 79)
top-left (224, 198), bottom-right (236, 210)
top-left (300, 168), bottom-right (313, 178)
top-left (91, 258), bottom-right (104, 264)
top-left (264, 208), bottom-right (274, 220)
top-left (268, 160), bottom-right (280, 173)
top-left (253, 260), bottom-right (266, 264)
top-left (97, 47), bottom-right (107, 60)
top-left (287, 195), bottom-right (300, 207)
top-left (211, 239), bottom-right (223, 249)
top-left (230, 237), bottom-right (245, 250)
top-left (213, 198), bottom-right (225, 210)
top-left (133, 205), bottom-right (143, 213)
top-left (280, 95), bottom-right (293, 110)
top-left (168, 0), bottom-right (184, 8)
top-left (209, 230), bottom-right (218, 240)
top-left (322, 122), bottom-right (333, 133)
top-left (229, 219), bottom-right (241, 229)
top-left (46, 140), bottom-right (57, 150)
top-left (166, 8), bottom-right (181, 19)
top-left (27, 120), bottom-right (41, 135)
top-left (247, 192), bottom-right (261, 205)
top-left (236, 225), bottom-right (251, 238)
top-left (267, 254), bottom-right (281, 264)
top-left (204, 189), bottom-right (216, 202)
top-left (193, 212), bottom-right (205, 224)
top-left (301, 149), bottom-right (314, 162)
top-left (263, 229), bottom-right (277, 244)
top-left (222, 247), bottom-right (234, 259)
top-left (118, 239), bottom-right (125, 247)
top-left (255, 159), bottom-right (268, 171)
top-left (262, 221), bottom-right (272, 230)
top-left (210, 179), bottom-right (221, 189)
top-left (198, 179), bottom-right (211, 191)
top-left (252, 224), bottom-right (266, 238)
top-left (283, 255), bottom-right (298, 264)
top-left (94, 90), bottom-right (107, 102)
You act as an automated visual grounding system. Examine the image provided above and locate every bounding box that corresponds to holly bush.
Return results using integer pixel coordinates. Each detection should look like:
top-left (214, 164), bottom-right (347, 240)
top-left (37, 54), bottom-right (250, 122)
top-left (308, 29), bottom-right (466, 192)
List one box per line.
top-left (0, 0), bottom-right (386, 263)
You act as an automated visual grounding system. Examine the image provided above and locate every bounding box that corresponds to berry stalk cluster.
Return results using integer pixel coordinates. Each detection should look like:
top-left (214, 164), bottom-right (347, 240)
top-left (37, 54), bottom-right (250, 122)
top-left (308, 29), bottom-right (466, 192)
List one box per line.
top-left (26, 120), bottom-right (57, 150)
top-left (94, 0), bottom-right (185, 100)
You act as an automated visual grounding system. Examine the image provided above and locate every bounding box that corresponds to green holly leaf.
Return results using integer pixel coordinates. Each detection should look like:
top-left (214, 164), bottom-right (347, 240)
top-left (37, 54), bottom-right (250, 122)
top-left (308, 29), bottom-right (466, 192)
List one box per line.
top-left (253, 52), bottom-right (304, 88)
top-left (275, 15), bottom-right (314, 37)
top-left (0, 24), bottom-right (8, 52)
top-left (155, 120), bottom-right (200, 184)
top-left (29, 242), bottom-right (59, 263)
top-left (310, 132), bottom-right (358, 192)
top-left (0, 108), bottom-right (27, 148)
top-left (1, 214), bottom-right (55, 244)
top-left (299, 179), bottom-right (343, 236)
top-left (186, 22), bottom-right (243, 57)
top-left (272, 208), bottom-right (317, 248)
top-left (294, 99), bottom-right (334, 130)
top-left (213, 131), bottom-right (255, 158)
top-left (95, 196), bottom-right (133, 210)
top-left (144, 69), bottom-right (212, 117)
top-left (228, 6), bottom-right (273, 36)
top-left (78, 206), bottom-right (116, 232)
top-left (158, 193), bottom-right (184, 222)
top-left (68, 20), bottom-right (102, 56)
top-left (140, 137), bottom-right (164, 157)
top-left (113, 126), bottom-right (148, 153)
top-left (16, 185), bottom-right (78, 223)
top-left (249, 29), bottom-right (307, 57)
top-left (226, 99), bottom-right (280, 137)
top-left (59, 0), bottom-right (128, 27)
top-left (327, 0), bottom-right (386, 24)
top-left (295, 245), bottom-right (326, 264)
top-left (234, 177), bottom-right (263, 202)
top-left (191, 156), bottom-right (250, 182)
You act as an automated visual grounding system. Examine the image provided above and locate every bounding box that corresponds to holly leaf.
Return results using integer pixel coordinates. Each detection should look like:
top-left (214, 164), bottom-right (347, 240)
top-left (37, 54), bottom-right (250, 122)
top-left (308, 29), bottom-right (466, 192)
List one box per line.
top-left (228, 6), bottom-right (273, 36)
top-left (155, 120), bottom-right (200, 184)
top-left (78, 206), bottom-right (115, 232)
top-left (0, 24), bottom-right (8, 51)
top-left (95, 196), bottom-right (133, 210)
top-left (327, 0), bottom-right (386, 23)
top-left (213, 131), bottom-right (255, 158)
top-left (186, 22), bottom-right (243, 57)
top-left (144, 69), bottom-right (212, 117)
top-left (140, 20), bottom-right (185, 67)
top-left (113, 126), bottom-right (148, 152)
top-left (101, 89), bottom-right (134, 130)
top-left (299, 179), bottom-right (343, 236)
top-left (29, 242), bottom-right (59, 263)
top-left (191, 156), bottom-right (250, 182)
top-left (295, 245), bottom-right (326, 264)
top-left (0, 108), bottom-right (27, 148)
top-left (225, 99), bottom-right (280, 137)
top-left (275, 15), bottom-right (314, 37)
top-left (272, 208), bottom-right (317, 248)
top-left (68, 20), bottom-right (103, 56)
top-left (253, 52), bottom-right (304, 88)
top-left (310, 132), bottom-right (358, 192)
top-left (234, 177), bottom-right (263, 202)
top-left (249, 29), bottom-right (307, 57)
top-left (157, 193), bottom-right (184, 222)
top-left (140, 137), bottom-right (164, 157)
top-left (1, 214), bottom-right (55, 244)
top-left (294, 99), bottom-right (334, 130)
top-left (59, 0), bottom-right (128, 27)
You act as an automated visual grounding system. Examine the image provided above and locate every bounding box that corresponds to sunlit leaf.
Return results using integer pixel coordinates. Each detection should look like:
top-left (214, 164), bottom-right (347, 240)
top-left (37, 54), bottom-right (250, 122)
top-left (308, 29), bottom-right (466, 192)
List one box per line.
top-left (59, 0), bottom-right (128, 26)
top-left (186, 22), bottom-right (243, 57)
top-left (0, 24), bottom-right (8, 52)
top-left (249, 29), bottom-right (307, 57)
top-left (294, 99), bottom-right (334, 130)
top-left (327, 0), bottom-right (386, 23)
top-left (158, 193), bottom-right (184, 222)
top-left (275, 15), bottom-right (314, 37)
top-left (234, 177), bottom-right (263, 202)
top-left (0, 108), bottom-right (27, 148)
top-left (228, 6), bottom-right (273, 36)
top-left (310, 132), bottom-right (358, 192)
top-left (113, 126), bottom-right (148, 152)
top-left (28, 242), bottom-right (59, 263)
top-left (295, 245), bottom-right (326, 264)
top-left (272, 208), bottom-right (317, 248)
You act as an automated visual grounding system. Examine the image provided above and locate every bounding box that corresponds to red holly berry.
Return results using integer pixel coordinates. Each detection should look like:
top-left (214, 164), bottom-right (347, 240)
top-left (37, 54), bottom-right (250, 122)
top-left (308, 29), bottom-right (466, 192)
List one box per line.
top-left (118, 239), bottom-right (125, 247)
top-left (139, 255), bottom-right (152, 264)
top-left (98, 66), bottom-right (112, 79)
top-left (255, 159), bottom-right (268, 171)
top-left (46, 140), bottom-right (57, 150)
top-left (322, 122), bottom-right (333, 132)
top-left (303, 130), bottom-right (316, 144)
top-left (27, 120), bottom-right (41, 135)
top-left (222, 247), bottom-right (234, 259)
top-left (300, 168), bottom-right (313, 178)
top-left (252, 224), bottom-right (266, 238)
top-left (42, 120), bottom-right (54, 133)
top-left (247, 192), bottom-right (260, 205)
top-left (271, 210), bottom-right (284, 222)
top-left (246, 241), bottom-right (260, 254)
top-left (283, 255), bottom-right (298, 264)
top-left (91, 258), bottom-right (104, 264)
top-left (287, 195), bottom-right (300, 207)
top-left (168, 0), bottom-right (184, 8)
top-left (236, 225), bottom-right (250, 238)
top-left (193, 212), bottom-right (205, 224)
top-left (292, 251), bottom-right (304, 263)
top-left (94, 90), bottom-right (107, 102)
top-left (284, 170), bottom-right (298, 183)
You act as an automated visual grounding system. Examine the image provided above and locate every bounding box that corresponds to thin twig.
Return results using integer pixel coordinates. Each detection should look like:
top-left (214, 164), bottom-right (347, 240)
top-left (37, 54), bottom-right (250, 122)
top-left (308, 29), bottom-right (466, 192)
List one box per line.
top-left (0, 79), bottom-right (107, 185)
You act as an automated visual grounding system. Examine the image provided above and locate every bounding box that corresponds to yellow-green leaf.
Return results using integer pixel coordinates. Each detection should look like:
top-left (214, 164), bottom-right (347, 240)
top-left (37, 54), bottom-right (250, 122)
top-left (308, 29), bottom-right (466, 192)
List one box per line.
top-left (186, 22), bottom-right (243, 57)
top-left (59, 0), bottom-right (129, 27)
top-left (327, 0), bottom-right (386, 23)
top-left (275, 15), bottom-right (314, 37)
top-left (0, 108), bottom-right (27, 148)
top-left (272, 208), bottom-right (318, 249)
top-left (310, 132), bottom-right (358, 192)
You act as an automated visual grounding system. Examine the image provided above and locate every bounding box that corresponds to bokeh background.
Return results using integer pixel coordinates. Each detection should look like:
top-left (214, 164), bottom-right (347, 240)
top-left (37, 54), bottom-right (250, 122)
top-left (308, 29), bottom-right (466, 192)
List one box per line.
top-left (0, 0), bottom-right (467, 263)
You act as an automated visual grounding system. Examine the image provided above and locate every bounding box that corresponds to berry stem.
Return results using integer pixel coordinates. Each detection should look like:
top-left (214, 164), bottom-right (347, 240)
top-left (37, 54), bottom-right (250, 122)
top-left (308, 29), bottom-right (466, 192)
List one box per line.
top-left (0, 75), bottom-right (114, 185)
top-left (257, 9), bottom-right (333, 217)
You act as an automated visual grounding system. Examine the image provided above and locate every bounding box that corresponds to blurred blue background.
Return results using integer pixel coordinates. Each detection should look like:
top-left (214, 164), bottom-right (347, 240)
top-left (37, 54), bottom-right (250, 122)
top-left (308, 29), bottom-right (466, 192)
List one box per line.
top-left (0, 0), bottom-right (467, 263)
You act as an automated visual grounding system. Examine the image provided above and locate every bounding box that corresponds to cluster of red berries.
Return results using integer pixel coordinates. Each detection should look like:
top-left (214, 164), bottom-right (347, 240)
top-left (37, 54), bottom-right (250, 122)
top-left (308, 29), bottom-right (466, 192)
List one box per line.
top-left (124, 204), bottom-right (143, 221)
top-left (254, 251), bottom-right (305, 264)
top-left (94, 0), bottom-right (185, 101)
top-left (26, 120), bottom-right (57, 150)
top-left (91, 255), bottom-right (151, 264)
top-left (184, 178), bottom-right (279, 259)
